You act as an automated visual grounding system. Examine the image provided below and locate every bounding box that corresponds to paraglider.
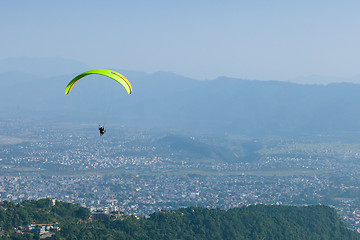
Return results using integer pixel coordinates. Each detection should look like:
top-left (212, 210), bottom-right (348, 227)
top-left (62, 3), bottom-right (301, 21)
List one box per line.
top-left (65, 69), bottom-right (132, 95)
top-left (98, 125), bottom-right (106, 136)
top-left (65, 69), bottom-right (132, 135)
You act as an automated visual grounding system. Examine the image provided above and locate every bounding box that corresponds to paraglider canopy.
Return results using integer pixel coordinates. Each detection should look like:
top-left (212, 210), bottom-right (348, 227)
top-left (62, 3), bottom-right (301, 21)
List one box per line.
top-left (65, 69), bottom-right (132, 95)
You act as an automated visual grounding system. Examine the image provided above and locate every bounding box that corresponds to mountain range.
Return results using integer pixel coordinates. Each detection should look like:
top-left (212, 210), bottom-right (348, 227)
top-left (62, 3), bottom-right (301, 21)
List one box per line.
top-left (2, 57), bottom-right (360, 137)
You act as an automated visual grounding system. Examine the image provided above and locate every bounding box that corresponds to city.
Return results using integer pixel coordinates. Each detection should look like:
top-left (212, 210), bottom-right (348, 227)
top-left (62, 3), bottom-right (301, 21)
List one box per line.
top-left (1, 120), bottom-right (360, 232)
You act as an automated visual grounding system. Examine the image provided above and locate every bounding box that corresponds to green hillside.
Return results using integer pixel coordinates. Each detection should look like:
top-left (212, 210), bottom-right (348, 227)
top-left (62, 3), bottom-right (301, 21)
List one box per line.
top-left (0, 199), bottom-right (359, 239)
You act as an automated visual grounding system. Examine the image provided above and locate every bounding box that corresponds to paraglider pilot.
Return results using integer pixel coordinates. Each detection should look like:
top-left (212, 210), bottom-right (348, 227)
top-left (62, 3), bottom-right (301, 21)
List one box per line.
top-left (98, 125), bottom-right (106, 136)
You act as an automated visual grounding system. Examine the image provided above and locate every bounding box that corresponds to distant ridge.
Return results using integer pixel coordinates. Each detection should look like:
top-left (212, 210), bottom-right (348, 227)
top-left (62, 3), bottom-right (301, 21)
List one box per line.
top-left (2, 57), bottom-right (360, 137)
top-left (0, 56), bottom-right (90, 77)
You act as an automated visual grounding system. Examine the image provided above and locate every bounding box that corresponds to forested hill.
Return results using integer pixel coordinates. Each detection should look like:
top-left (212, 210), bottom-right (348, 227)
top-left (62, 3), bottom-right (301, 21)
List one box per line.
top-left (0, 199), bottom-right (359, 240)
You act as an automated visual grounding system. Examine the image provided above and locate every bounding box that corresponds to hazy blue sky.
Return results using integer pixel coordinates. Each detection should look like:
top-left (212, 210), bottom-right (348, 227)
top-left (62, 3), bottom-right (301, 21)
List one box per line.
top-left (1, 0), bottom-right (360, 81)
